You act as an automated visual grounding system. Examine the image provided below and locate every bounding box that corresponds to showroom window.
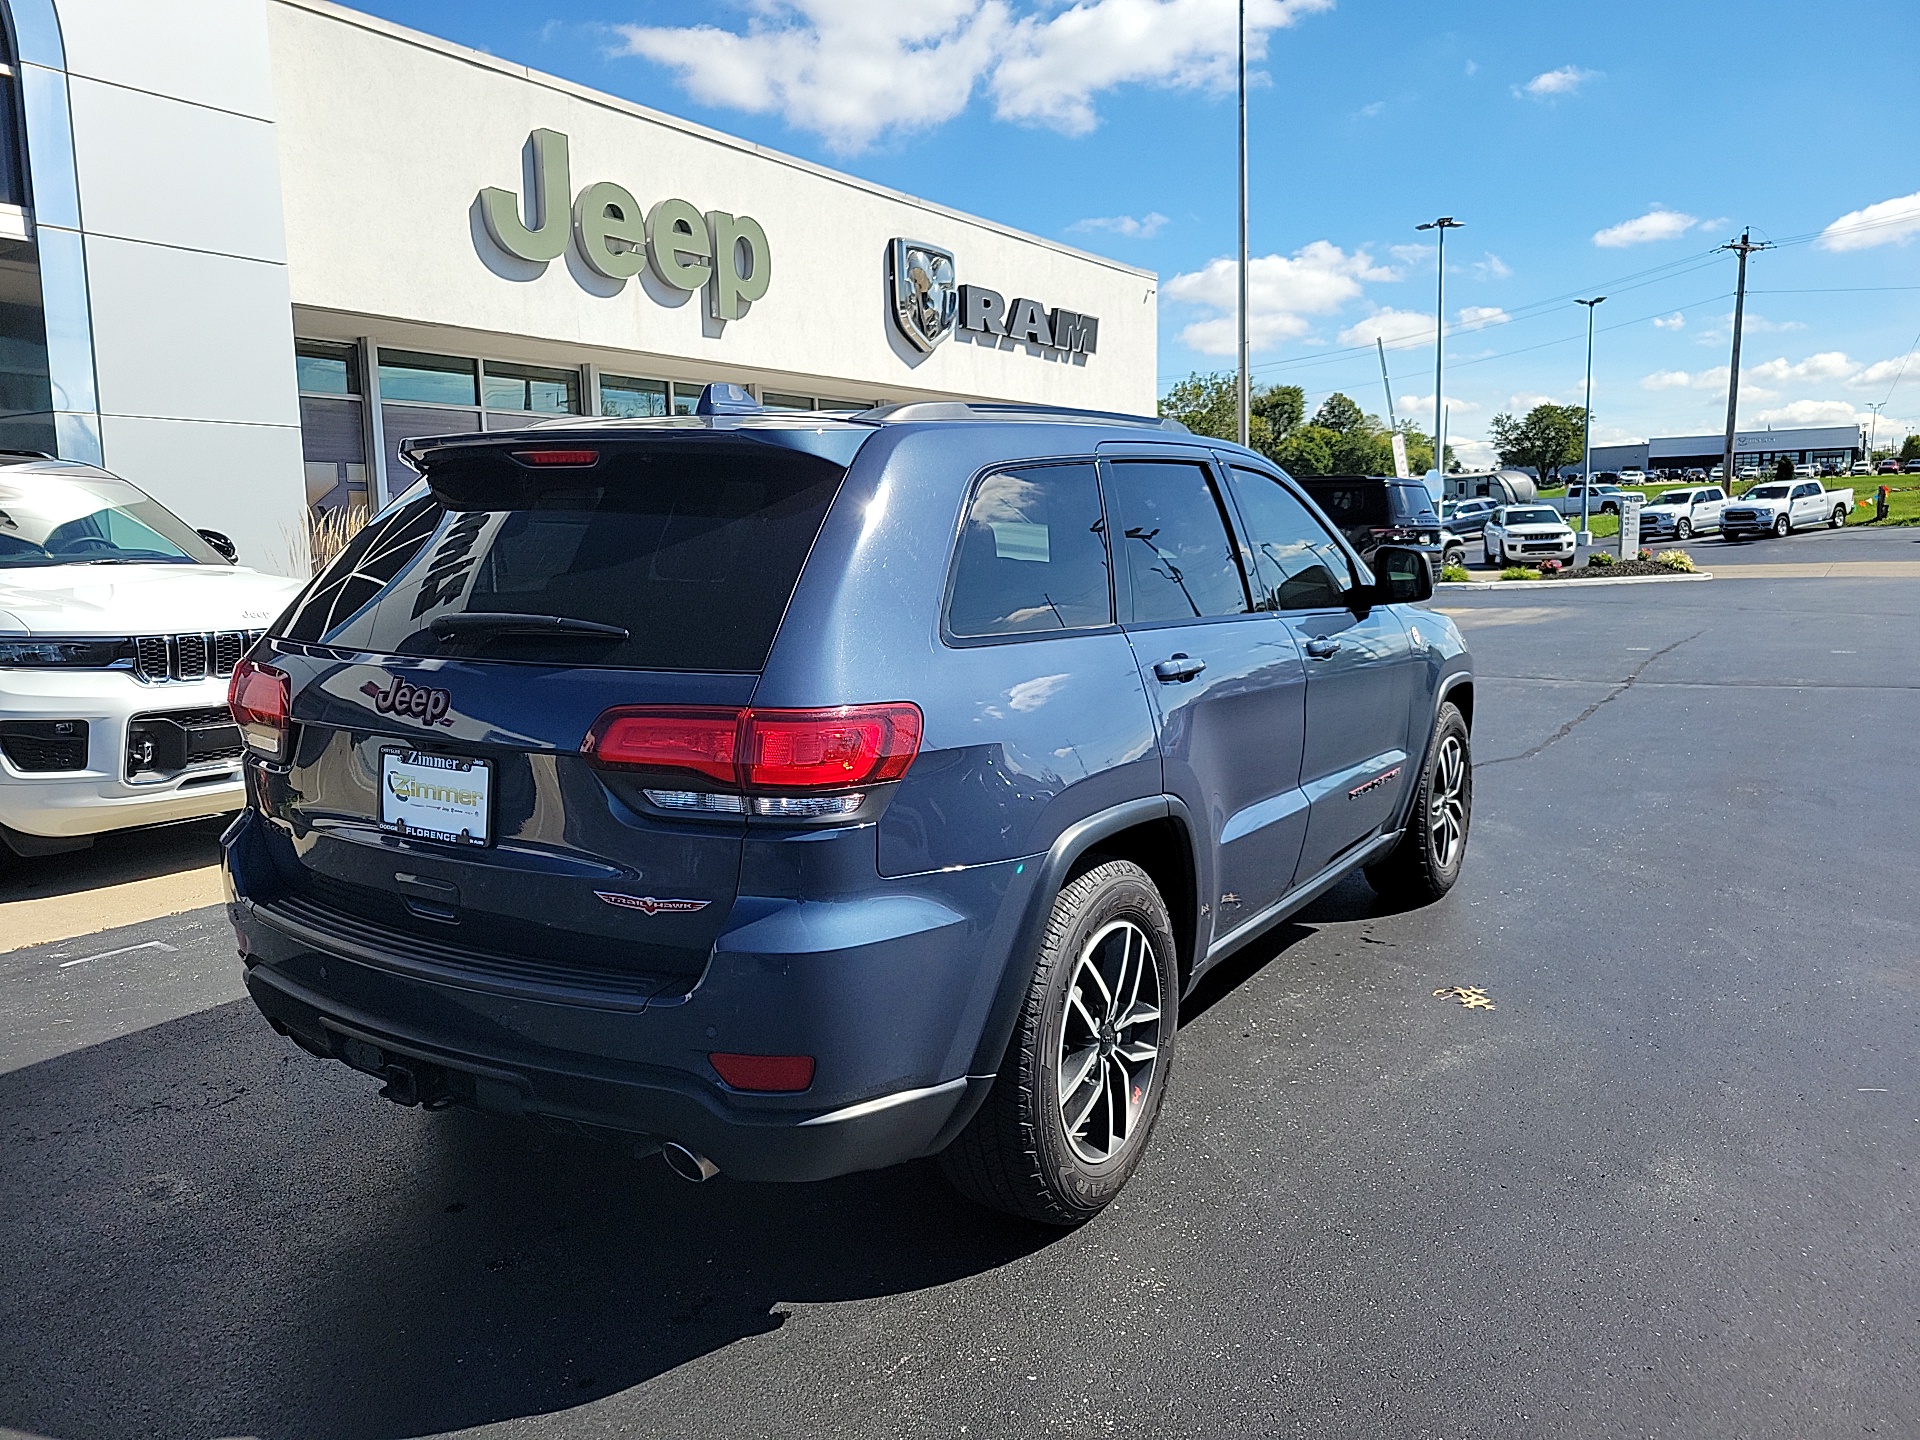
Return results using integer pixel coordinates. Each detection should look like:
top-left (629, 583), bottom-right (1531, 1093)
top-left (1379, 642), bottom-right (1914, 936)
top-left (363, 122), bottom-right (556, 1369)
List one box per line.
top-left (483, 360), bottom-right (580, 422)
top-left (294, 340), bottom-right (369, 514)
top-left (600, 374), bottom-right (669, 419)
top-left (376, 349), bottom-right (481, 487)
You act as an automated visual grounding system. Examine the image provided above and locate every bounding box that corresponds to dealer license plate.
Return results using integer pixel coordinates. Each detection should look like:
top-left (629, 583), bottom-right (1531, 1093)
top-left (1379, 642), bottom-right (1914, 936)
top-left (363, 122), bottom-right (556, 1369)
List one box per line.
top-left (379, 750), bottom-right (491, 846)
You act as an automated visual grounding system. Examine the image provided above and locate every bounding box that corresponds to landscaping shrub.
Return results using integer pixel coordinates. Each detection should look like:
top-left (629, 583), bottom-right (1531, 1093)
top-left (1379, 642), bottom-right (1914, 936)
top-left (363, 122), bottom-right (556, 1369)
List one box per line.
top-left (1441, 561), bottom-right (1472, 583)
top-left (1499, 565), bottom-right (1539, 581)
top-left (1655, 549), bottom-right (1695, 572)
top-left (1587, 549), bottom-right (1616, 567)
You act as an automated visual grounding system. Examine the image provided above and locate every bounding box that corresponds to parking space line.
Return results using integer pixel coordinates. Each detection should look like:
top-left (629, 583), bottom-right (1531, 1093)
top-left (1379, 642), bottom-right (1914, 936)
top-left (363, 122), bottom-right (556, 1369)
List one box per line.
top-left (56, 940), bottom-right (178, 969)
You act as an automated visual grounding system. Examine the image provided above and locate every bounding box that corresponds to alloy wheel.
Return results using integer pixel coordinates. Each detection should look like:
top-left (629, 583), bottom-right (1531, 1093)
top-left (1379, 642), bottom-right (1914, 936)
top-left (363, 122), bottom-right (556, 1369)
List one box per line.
top-left (1057, 919), bottom-right (1163, 1164)
top-left (1676, 519), bottom-right (1692, 540)
top-left (1429, 734), bottom-right (1468, 870)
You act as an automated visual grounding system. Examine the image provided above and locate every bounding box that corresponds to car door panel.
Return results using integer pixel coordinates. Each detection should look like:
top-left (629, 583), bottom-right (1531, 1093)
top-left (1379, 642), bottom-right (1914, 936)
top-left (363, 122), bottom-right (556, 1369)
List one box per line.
top-left (1215, 461), bottom-right (1420, 889)
top-left (1099, 453), bottom-right (1310, 940)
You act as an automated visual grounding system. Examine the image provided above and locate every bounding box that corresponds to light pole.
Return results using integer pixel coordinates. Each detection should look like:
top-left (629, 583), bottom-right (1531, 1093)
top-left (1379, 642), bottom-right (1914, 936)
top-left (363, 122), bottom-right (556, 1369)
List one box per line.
top-left (1576, 296), bottom-right (1606, 545)
top-left (1866, 401), bottom-right (1885, 464)
top-left (1416, 216), bottom-right (1463, 476)
top-left (1235, 0), bottom-right (1250, 448)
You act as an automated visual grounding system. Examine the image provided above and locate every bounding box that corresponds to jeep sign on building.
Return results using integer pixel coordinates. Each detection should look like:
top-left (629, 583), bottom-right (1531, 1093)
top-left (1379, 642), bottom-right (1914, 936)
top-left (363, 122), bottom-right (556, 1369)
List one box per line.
top-left (0, 0), bottom-right (1157, 574)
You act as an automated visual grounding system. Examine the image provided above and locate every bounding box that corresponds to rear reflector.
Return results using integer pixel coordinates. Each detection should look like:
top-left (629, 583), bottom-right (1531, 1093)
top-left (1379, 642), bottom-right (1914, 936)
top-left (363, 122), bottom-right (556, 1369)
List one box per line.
top-left (709, 1053), bottom-right (815, 1092)
top-left (586, 703), bottom-right (922, 794)
top-left (228, 658), bottom-right (290, 761)
top-left (510, 448), bottom-right (600, 467)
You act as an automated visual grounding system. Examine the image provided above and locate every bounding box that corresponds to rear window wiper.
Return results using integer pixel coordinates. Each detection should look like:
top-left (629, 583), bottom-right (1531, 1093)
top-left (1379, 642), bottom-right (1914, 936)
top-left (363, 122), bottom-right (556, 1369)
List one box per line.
top-left (428, 612), bottom-right (630, 641)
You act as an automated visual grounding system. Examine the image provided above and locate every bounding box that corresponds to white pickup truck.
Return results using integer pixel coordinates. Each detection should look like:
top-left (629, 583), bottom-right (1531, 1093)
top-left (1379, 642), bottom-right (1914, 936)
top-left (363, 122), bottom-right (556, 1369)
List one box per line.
top-left (1720, 480), bottom-right (1853, 540)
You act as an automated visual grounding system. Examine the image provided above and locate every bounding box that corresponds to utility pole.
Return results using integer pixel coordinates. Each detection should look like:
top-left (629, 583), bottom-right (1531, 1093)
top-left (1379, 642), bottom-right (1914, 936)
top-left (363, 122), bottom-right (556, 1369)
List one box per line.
top-left (1417, 217), bottom-right (1463, 477)
top-left (1866, 401), bottom-right (1885, 462)
top-left (1376, 337), bottom-right (1411, 477)
top-left (1719, 228), bottom-right (1771, 488)
top-left (1235, 0), bottom-right (1250, 449)
top-left (1576, 297), bottom-right (1606, 544)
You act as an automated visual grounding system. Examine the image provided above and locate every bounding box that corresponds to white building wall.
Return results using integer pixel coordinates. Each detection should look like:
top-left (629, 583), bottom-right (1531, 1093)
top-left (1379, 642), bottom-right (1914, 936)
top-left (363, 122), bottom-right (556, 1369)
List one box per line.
top-left (51, 0), bottom-right (307, 575)
top-left (267, 0), bottom-right (1157, 414)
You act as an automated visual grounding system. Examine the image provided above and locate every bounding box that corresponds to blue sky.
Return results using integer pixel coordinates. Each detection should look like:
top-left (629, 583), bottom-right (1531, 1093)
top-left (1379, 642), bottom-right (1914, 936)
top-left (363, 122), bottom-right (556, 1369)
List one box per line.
top-left (354, 0), bottom-right (1920, 461)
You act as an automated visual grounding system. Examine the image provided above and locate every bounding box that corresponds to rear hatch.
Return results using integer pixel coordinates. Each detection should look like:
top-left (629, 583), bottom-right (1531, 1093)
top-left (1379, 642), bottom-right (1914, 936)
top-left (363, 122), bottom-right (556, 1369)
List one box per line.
top-left (250, 425), bottom-right (863, 995)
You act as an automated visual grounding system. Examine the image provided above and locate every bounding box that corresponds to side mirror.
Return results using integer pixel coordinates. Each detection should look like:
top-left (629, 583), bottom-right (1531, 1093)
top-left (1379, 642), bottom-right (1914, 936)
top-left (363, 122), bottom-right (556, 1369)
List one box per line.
top-left (1368, 545), bottom-right (1433, 606)
top-left (197, 529), bottom-right (238, 564)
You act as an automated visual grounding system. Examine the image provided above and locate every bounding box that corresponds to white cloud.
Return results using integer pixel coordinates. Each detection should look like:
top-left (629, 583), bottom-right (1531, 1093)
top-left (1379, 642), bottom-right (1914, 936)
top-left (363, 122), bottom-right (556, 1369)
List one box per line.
top-left (1389, 242), bottom-right (1434, 266)
top-left (1514, 65), bottom-right (1598, 100)
top-left (1456, 305), bottom-right (1510, 331)
top-left (1472, 253), bottom-right (1512, 280)
top-left (1641, 367), bottom-right (1728, 392)
top-left (1463, 59), bottom-right (1478, 77)
top-left (1506, 392), bottom-right (1566, 412)
top-left (1397, 393), bottom-right (1479, 415)
top-left (1592, 207), bottom-right (1699, 248)
top-left (1852, 355), bottom-right (1915, 388)
top-left (1749, 352), bottom-right (1857, 386)
top-left (1449, 436), bottom-right (1497, 469)
top-left (1167, 241), bottom-right (1397, 355)
top-left (1816, 190), bottom-right (1920, 252)
top-left (617, 0), bottom-right (1336, 151)
top-left (1336, 307), bottom-right (1432, 348)
top-left (1652, 312), bottom-right (1685, 330)
top-left (1750, 400), bottom-right (1913, 438)
top-left (1069, 212), bottom-right (1169, 239)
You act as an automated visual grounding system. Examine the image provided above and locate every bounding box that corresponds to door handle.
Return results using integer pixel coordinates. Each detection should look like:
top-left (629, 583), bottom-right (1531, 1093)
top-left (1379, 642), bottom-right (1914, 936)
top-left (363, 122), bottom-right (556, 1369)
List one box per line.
top-left (1305, 636), bottom-right (1343, 659)
top-left (1152, 653), bottom-right (1207, 683)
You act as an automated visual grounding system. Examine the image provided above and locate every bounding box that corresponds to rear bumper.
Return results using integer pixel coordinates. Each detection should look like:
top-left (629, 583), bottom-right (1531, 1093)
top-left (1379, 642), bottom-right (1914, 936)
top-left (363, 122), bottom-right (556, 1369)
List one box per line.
top-left (242, 959), bottom-right (983, 1181)
top-left (224, 810), bottom-right (1029, 1182)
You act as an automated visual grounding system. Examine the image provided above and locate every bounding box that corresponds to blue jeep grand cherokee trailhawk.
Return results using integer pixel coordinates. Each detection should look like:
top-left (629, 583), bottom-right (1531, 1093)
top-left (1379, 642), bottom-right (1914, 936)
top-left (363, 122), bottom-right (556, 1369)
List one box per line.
top-left (224, 390), bottom-right (1474, 1225)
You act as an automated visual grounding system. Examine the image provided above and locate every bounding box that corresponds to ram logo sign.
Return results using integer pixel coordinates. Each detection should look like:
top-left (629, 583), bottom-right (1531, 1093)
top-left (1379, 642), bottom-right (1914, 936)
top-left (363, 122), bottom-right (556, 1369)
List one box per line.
top-left (885, 239), bottom-right (1099, 361)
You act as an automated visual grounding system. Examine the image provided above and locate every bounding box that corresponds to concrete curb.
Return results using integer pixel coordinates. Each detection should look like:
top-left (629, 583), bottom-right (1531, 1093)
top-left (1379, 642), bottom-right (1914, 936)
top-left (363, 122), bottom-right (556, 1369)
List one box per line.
top-left (1439, 571), bottom-right (1713, 591)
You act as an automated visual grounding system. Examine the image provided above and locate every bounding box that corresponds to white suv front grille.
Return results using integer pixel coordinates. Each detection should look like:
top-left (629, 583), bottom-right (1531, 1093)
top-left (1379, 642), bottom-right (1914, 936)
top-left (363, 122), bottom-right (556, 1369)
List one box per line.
top-left (131, 630), bottom-right (263, 683)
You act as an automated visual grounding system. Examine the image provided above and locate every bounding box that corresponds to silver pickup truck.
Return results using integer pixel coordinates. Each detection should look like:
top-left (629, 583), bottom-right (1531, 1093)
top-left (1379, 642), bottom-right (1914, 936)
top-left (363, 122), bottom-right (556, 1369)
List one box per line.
top-left (1721, 480), bottom-right (1853, 540)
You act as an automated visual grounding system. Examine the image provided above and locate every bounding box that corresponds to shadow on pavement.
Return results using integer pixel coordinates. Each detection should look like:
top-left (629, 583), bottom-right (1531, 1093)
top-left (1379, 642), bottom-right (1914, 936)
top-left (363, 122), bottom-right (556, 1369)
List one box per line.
top-left (1181, 871), bottom-right (1397, 1026)
top-left (0, 1000), bottom-right (1052, 1440)
top-left (0, 815), bottom-right (227, 903)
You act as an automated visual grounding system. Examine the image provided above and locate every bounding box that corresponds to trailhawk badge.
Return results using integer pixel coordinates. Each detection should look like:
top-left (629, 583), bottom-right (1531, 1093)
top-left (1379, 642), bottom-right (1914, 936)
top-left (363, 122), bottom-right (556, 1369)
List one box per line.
top-left (595, 892), bottom-right (712, 916)
top-left (888, 238), bottom-right (958, 353)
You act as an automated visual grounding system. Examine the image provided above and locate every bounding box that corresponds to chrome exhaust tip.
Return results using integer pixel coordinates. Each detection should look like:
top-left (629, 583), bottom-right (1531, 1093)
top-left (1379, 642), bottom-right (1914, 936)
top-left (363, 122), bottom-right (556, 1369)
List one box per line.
top-left (662, 1142), bottom-right (720, 1183)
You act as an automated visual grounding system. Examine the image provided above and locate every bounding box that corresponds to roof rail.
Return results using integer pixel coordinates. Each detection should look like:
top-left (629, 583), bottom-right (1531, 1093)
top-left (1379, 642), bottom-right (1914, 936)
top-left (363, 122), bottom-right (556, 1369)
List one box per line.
top-left (859, 400), bottom-right (1188, 433)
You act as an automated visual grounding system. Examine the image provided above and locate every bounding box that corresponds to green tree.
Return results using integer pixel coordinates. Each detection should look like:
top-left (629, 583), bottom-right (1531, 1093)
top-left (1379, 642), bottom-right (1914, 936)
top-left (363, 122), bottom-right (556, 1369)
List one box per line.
top-left (1158, 372), bottom-right (1305, 465)
top-left (1488, 404), bottom-right (1587, 486)
top-left (1900, 433), bottom-right (1920, 462)
top-left (1774, 455), bottom-right (1795, 483)
top-left (1273, 425), bottom-right (1337, 476)
top-left (1311, 392), bottom-right (1368, 435)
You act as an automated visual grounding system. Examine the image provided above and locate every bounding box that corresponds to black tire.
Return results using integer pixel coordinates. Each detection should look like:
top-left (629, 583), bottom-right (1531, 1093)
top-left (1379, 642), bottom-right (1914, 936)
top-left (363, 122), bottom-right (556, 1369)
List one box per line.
top-left (1675, 518), bottom-right (1693, 540)
top-left (939, 859), bottom-right (1178, 1227)
top-left (1773, 515), bottom-right (1791, 538)
top-left (1443, 546), bottom-right (1464, 572)
top-left (1364, 702), bottom-right (1472, 905)
top-left (1483, 541), bottom-right (1495, 566)
top-left (1829, 505), bottom-right (1846, 529)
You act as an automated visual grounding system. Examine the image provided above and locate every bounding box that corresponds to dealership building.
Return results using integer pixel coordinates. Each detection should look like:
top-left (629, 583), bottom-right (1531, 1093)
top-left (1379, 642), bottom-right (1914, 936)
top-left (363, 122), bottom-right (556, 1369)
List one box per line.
top-left (0, 0), bottom-right (1157, 573)
top-left (1589, 425), bottom-right (1865, 477)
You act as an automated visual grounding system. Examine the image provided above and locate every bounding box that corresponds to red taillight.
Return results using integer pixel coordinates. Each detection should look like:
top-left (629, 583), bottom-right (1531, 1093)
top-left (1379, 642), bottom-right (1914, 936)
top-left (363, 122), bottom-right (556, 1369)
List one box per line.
top-left (228, 658), bottom-right (290, 760)
top-left (740, 705), bottom-right (923, 789)
top-left (511, 448), bottom-right (599, 467)
top-left (583, 707), bottom-right (739, 783)
top-left (583, 703), bottom-right (923, 793)
top-left (709, 1053), bottom-right (814, 1092)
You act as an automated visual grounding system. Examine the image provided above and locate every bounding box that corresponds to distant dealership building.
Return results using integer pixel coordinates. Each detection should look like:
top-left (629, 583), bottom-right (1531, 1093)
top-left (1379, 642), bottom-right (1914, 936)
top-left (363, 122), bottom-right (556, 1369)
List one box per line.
top-left (0, 0), bottom-right (1156, 573)
top-left (1589, 425), bottom-right (1864, 476)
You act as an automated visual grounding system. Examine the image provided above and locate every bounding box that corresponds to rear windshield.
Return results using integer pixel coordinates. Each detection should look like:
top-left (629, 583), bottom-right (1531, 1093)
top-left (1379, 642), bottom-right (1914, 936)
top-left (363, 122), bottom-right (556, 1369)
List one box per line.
top-left (277, 447), bottom-right (845, 671)
top-left (1301, 481), bottom-right (1388, 526)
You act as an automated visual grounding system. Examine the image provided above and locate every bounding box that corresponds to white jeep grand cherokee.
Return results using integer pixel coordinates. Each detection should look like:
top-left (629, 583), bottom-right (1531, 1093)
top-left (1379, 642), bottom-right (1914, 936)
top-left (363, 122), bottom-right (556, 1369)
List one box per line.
top-left (0, 455), bottom-right (306, 857)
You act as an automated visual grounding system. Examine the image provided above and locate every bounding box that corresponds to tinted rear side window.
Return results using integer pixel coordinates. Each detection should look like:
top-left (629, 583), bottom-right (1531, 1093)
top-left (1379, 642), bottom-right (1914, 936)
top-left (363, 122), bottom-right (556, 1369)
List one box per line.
top-left (1390, 483), bottom-right (1439, 523)
top-left (279, 448), bottom-right (845, 672)
top-left (1104, 460), bottom-right (1249, 623)
top-left (947, 463), bottom-right (1113, 638)
top-left (1301, 481), bottom-right (1388, 527)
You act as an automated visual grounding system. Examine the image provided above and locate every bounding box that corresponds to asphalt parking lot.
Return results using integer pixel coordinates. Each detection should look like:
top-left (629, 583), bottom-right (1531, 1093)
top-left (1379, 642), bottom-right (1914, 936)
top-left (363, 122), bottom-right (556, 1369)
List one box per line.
top-left (3, 550), bottom-right (1917, 1439)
